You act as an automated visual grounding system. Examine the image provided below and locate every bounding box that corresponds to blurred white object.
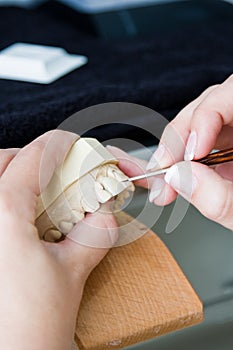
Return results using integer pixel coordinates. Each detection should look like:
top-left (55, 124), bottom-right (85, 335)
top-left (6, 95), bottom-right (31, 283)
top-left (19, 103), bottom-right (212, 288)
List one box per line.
top-left (0, 43), bottom-right (88, 84)
top-left (58, 0), bottom-right (183, 13)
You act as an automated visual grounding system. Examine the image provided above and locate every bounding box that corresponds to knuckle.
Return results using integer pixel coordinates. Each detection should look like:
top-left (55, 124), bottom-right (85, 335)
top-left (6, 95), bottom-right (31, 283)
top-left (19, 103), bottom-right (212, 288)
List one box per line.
top-left (203, 84), bottom-right (219, 95)
top-left (226, 74), bottom-right (233, 83)
top-left (193, 104), bottom-right (209, 117)
top-left (0, 149), bottom-right (6, 156)
top-left (22, 140), bottom-right (46, 156)
top-left (0, 149), bottom-right (15, 163)
top-left (0, 149), bottom-right (11, 159)
top-left (193, 104), bottom-right (223, 133)
top-left (192, 104), bottom-right (220, 122)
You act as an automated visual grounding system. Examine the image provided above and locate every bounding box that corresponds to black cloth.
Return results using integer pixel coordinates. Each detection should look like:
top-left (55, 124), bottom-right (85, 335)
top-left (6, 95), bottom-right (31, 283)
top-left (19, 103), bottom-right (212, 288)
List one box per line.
top-left (0, 1), bottom-right (233, 148)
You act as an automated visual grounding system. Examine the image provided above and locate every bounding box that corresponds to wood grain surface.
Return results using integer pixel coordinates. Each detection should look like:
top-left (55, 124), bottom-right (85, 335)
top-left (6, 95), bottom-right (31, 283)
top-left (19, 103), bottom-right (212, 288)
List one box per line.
top-left (75, 212), bottom-right (203, 350)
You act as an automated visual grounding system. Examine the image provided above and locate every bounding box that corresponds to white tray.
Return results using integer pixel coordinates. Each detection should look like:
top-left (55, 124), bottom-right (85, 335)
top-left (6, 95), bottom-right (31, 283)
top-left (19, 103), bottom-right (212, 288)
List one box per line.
top-left (0, 43), bottom-right (88, 84)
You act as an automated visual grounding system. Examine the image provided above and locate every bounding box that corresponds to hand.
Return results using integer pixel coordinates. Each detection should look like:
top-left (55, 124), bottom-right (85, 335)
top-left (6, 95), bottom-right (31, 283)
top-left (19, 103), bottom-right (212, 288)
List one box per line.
top-left (0, 131), bottom-right (118, 350)
top-left (108, 74), bottom-right (233, 231)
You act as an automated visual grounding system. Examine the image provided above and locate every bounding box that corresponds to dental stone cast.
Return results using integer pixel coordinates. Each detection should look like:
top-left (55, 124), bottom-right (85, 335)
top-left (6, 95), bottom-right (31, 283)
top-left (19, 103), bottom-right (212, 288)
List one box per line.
top-left (35, 138), bottom-right (135, 242)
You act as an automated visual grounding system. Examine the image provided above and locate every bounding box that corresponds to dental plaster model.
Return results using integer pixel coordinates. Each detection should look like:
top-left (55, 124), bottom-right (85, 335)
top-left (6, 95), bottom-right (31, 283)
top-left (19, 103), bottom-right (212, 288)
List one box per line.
top-left (36, 138), bottom-right (134, 242)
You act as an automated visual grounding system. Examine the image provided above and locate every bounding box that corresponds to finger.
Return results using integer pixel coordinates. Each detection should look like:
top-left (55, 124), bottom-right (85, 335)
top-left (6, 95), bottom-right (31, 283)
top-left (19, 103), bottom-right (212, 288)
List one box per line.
top-left (164, 161), bottom-right (233, 230)
top-left (0, 148), bottom-right (20, 176)
top-left (215, 162), bottom-right (233, 181)
top-left (49, 205), bottom-right (119, 282)
top-left (145, 85), bottom-right (218, 205)
top-left (214, 126), bottom-right (233, 150)
top-left (1, 130), bottom-right (79, 196)
top-left (149, 174), bottom-right (177, 206)
top-left (107, 145), bottom-right (177, 205)
top-left (146, 85), bottom-right (219, 171)
top-left (106, 145), bottom-right (151, 188)
top-left (188, 75), bottom-right (233, 159)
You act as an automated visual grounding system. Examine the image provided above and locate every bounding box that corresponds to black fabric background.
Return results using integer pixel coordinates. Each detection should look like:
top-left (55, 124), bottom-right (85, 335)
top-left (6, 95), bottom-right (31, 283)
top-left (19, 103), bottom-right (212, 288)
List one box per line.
top-left (0, 1), bottom-right (233, 148)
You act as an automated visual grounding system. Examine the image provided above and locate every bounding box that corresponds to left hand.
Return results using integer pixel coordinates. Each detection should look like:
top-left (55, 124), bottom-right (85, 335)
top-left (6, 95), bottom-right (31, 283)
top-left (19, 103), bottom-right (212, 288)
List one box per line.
top-left (0, 130), bottom-right (118, 350)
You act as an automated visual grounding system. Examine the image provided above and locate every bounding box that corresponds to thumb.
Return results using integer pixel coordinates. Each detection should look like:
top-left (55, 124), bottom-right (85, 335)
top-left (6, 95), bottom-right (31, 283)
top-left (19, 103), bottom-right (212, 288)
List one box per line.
top-left (58, 204), bottom-right (118, 280)
top-left (164, 161), bottom-right (233, 230)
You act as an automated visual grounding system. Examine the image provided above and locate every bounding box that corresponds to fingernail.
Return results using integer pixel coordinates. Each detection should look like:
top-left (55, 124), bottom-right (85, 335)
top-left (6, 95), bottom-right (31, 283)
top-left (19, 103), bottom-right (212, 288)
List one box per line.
top-left (165, 162), bottom-right (197, 199)
top-left (149, 177), bottom-right (166, 202)
top-left (106, 145), bottom-right (120, 152)
top-left (184, 131), bottom-right (197, 161)
top-left (146, 144), bottom-right (165, 171)
top-left (106, 145), bottom-right (124, 157)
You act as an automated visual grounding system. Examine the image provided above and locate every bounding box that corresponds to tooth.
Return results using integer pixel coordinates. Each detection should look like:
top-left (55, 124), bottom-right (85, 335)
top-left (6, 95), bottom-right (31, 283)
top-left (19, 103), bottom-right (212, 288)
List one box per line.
top-left (90, 167), bottom-right (99, 179)
top-left (99, 165), bottom-right (108, 177)
top-left (106, 165), bottom-right (115, 177)
top-left (97, 174), bottom-right (105, 183)
top-left (98, 190), bottom-right (112, 203)
top-left (81, 197), bottom-right (100, 212)
top-left (112, 169), bottom-right (128, 182)
top-left (78, 174), bottom-right (100, 213)
top-left (114, 188), bottom-right (133, 210)
top-left (120, 189), bottom-right (131, 199)
top-left (114, 196), bottom-right (126, 209)
top-left (59, 221), bottom-right (74, 234)
top-left (44, 229), bottom-right (62, 242)
top-left (109, 166), bottom-right (134, 191)
top-left (64, 183), bottom-right (82, 210)
top-left (127, 183), bottom-right (135, 192)
top-left (95, 181), bottom-right (112, 203)
top-left (95, 181), bottom-right (104, 191)
top-left (71, 209), bottom-right (85, 224)
top-left (101, 177), bottom-right (126, 196)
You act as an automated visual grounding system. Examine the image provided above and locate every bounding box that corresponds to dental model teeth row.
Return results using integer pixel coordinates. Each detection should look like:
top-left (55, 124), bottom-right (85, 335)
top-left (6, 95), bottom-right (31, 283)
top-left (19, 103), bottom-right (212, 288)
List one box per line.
top-left (35, 138), bottom-right (135, 242)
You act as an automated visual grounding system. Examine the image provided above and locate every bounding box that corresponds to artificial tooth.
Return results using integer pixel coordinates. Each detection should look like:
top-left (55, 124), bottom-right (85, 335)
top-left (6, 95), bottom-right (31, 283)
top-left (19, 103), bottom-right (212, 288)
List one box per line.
top-left (112, 169), bottom-right (128, 182)
top-left (98, 190), bottom-right (112, 203)
top-left (89, 167), bottom-right (99, 179)
top-left (101, 176), bottom-right (126, 196)
top-left (95, 181), bottom-right (104, 191)
top-left (71, 209), bottom-right (85, 224)
top-left (106, 165), bottom-right (116, 177)
top-left (44, 229), bottom-right (62, 242)
top-left (127, 182), bottom-right (135, 192)
top-left (94, 181), bottom-right (111, 203)
top-left (64, 184), bottom-right (82, 210)
top-left (81, 197), bottom-right (100, 213)
top-left (96, 174), bottom-right (105, 184)
top-left (120, 189), bottom-right (131, 199)
top-left (114, 196), bottom-right (126, 209)
top-left (79, 174), bottom-right (100, 213)
top-left (59, 221), bottom-right (74, 234)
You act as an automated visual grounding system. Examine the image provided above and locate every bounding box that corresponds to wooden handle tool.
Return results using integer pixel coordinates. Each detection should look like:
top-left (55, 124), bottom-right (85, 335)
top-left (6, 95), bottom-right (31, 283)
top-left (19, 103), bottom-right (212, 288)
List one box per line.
top-left (125, 147), bottom-right (233, 182)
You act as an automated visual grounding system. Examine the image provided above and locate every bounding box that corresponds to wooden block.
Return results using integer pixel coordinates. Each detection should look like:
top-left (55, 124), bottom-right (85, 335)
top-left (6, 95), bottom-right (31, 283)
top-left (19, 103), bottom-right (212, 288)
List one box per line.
top-left (75, 212), bottom-right (203, 350)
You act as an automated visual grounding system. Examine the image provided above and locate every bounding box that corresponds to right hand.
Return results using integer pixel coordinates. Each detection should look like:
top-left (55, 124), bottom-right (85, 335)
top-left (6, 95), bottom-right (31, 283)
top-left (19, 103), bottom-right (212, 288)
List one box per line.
top-left (108, 74), bottom-right (233, 231)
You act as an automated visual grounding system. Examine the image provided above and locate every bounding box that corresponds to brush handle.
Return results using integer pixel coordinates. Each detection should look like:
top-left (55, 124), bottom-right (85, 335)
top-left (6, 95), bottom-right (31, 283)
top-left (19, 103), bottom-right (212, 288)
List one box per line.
top-left (125, 148), bottom-right (233, 182)
top-left (196, 148), bottom-right (233, 166)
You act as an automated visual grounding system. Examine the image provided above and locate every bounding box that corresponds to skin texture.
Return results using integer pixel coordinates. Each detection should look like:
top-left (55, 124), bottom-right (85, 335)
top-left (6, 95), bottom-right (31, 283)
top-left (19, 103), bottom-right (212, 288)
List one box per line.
top-left (108, 74), bottom-right (233, 231)
top-left (0, 130), bottom-right (118, 350)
